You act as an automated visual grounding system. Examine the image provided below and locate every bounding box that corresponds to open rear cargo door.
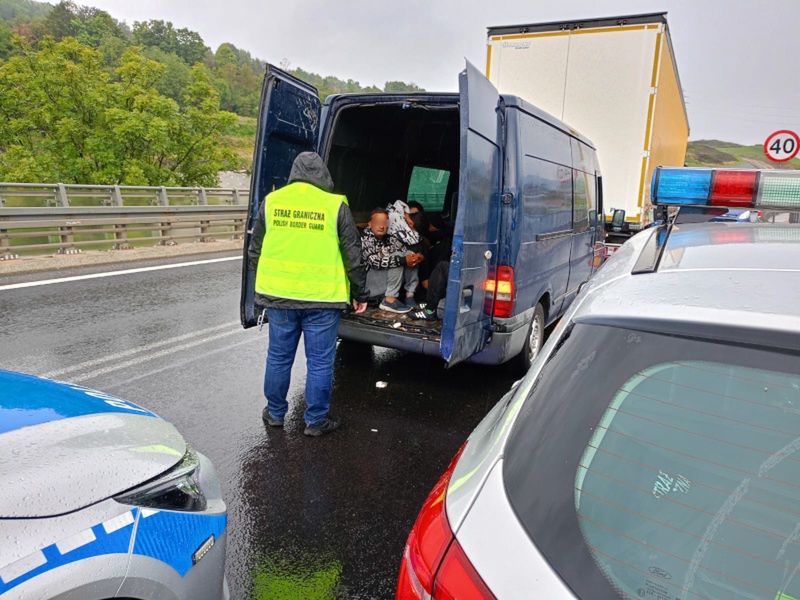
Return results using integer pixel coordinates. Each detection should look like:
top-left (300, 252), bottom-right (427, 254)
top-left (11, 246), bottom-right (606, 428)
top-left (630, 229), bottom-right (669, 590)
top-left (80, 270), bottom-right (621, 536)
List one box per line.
top-left (240, 65), bottom-right (321, 328)
top-left (441, 62), bottom-right (504, 366)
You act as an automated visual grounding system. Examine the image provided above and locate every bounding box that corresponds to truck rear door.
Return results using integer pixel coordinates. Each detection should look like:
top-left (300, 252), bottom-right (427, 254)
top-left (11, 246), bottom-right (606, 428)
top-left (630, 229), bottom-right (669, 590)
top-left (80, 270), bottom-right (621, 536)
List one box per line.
top-left (440, 62), bottom-right (504, 366)
top-left (240, 65), bottom-right (321, 328)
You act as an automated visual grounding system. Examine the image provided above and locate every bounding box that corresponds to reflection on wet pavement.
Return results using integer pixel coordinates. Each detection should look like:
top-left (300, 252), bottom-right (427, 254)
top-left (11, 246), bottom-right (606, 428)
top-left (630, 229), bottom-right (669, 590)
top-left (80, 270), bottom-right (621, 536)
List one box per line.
top-left (1, 259), bottom-right (517, 599)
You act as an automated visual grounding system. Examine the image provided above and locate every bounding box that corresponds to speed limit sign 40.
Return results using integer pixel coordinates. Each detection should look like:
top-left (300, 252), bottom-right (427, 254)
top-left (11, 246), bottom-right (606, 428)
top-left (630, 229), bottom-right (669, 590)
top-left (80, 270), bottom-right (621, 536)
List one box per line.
top-left (764, 130), bottom-right (800, 163)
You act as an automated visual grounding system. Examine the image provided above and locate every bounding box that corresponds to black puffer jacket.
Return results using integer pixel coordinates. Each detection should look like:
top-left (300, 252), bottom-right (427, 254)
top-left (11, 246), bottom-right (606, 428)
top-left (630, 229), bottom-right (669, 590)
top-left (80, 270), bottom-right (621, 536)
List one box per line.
top-left (248, 152), bottom-right (367, 309)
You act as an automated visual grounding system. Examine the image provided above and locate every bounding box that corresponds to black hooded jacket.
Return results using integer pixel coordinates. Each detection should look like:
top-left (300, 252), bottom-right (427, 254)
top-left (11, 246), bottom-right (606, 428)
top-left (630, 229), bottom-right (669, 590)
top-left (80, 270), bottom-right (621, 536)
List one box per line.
top-left (248, 152), bottom-right (367, 309)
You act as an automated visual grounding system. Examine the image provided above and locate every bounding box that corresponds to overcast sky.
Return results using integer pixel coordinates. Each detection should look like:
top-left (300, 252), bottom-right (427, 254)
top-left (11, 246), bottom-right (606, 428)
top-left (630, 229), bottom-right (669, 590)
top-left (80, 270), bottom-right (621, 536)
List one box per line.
top-left (87, 0), bottom-right (799, 144)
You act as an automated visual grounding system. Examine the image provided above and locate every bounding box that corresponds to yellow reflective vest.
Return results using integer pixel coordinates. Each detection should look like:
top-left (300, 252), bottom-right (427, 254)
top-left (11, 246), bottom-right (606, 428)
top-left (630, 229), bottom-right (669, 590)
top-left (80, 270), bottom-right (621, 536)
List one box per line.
top-left (255, 182), bottom-right (349, 303)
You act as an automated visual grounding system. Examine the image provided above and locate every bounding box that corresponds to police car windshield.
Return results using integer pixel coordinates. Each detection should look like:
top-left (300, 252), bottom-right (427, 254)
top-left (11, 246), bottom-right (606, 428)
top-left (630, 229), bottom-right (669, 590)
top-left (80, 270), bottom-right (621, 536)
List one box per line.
top-left (503, 322), bottom-right (800, 600)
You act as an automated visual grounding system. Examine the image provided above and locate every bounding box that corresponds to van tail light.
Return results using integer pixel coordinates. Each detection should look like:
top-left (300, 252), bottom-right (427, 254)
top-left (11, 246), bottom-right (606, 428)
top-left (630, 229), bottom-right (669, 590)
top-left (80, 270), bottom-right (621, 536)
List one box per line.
top-left (396, 443), bottom-right (495, 600)
top-left (483, 266), bottom-right (515, 318)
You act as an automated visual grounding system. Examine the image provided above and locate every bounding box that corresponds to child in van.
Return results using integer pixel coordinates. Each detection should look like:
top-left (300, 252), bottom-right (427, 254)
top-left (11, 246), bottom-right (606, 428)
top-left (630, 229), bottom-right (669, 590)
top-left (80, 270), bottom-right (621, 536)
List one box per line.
top-left (386, 200), bottom-right (425, 307)
top-left (361, 208), bottom-right (418, 314)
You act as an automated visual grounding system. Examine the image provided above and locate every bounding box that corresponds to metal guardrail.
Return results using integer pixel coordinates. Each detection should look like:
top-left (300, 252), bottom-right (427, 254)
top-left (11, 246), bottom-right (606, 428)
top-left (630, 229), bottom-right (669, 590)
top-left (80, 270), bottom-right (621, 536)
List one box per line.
top-left (0, 182), bottom-right (250, 208)
top-left (0, 183), bottom-right (251, 259)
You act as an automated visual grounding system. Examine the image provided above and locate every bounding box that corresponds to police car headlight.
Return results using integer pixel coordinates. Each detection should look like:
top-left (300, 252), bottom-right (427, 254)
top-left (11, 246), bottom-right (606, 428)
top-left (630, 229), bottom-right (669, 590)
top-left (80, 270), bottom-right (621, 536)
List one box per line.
top-left (114, 446), bottom-right (207, 512)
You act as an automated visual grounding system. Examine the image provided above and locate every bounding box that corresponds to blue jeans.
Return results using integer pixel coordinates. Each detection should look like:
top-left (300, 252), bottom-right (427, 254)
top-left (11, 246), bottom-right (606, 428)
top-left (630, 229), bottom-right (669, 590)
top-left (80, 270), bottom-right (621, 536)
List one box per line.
top-left (264, 308), bottom-right (341, 427)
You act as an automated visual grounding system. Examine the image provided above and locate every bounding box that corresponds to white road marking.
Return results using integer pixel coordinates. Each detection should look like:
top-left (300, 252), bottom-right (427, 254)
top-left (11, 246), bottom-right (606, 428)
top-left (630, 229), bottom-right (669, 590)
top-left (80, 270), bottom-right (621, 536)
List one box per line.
top-left (102, 511), bottom-right (134, 534)
top-left (0, 550), bottom-right (46, 583)
top-left (56, 528), bottom-right (97, 555)
top-left (69, 328), bottom-right (245, 383)
top-left (0, 256), bottom-right (240, 292)
top-left (40, 320), bottom-right (239, 379)
top-left (104, 334), bottom-right (262, 390)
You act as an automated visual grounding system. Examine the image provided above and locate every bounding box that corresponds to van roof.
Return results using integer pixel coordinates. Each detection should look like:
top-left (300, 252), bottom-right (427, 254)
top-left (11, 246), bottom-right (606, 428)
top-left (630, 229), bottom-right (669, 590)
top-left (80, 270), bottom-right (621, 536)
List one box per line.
top-left (323, 92), bottom-right (596, 150)
top-left (502, 95), bottom-right (595, 149)
top-left (487, 12), bottom-right (668, 37)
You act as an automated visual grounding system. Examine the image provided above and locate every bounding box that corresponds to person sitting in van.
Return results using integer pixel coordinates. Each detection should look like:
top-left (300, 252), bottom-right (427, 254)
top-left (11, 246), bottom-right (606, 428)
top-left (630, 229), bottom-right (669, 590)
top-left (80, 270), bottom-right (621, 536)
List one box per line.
top-left (386, 199), bottom-right (425, 306)
top-left (411, 259), bottom-right (448, 322)
top-left (361, 208), bottom-right (419, 314)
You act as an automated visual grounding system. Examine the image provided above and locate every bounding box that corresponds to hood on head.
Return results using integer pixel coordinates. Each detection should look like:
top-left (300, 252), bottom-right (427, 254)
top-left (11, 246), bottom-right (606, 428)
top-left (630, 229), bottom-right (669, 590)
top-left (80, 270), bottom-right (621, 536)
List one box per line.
top-left (288, 151), bottom-right (334, 192)
top-left (389, 199), bottom-right (410, 214)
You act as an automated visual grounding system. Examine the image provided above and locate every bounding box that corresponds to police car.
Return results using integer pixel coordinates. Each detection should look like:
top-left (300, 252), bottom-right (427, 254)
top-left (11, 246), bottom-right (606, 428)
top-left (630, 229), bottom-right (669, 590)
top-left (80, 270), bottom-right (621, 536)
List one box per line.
top-left (0, 371), bottom-right (228, 600)
top-left (396, 168), bottom-right (800, 600)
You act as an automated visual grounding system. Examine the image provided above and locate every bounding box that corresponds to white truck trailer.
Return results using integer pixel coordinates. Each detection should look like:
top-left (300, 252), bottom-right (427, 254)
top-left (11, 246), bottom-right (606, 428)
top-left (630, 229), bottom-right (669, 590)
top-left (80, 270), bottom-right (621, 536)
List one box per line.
top-left (486, 12), bottom-right (689, 234)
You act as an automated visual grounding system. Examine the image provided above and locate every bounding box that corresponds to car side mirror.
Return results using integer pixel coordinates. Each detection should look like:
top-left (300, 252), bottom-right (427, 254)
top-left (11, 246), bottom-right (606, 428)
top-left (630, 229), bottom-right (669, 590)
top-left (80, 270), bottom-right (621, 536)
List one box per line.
top-left (611, 209), bottom-right (626, 232)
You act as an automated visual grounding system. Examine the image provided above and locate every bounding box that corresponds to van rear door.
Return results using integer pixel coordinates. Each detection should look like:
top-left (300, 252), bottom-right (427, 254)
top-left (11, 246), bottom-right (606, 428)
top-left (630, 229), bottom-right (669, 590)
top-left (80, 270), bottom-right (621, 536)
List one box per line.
top-left (440, 62), bottom-right (504, 366)
top-left (240, 65), bottom-right (321, 328)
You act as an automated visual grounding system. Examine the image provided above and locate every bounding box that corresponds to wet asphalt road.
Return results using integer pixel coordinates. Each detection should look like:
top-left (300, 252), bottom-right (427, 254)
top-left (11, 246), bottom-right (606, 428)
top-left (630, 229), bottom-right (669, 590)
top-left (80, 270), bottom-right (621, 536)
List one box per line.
top-left (0, 255), bottom-right (517, 599)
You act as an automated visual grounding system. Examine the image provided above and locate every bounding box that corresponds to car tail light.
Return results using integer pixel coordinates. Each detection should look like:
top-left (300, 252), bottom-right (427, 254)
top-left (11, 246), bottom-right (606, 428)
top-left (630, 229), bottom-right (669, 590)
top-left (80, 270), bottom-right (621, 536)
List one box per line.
top-left (592, 242), bottom-right (608, 268)
top-left (710, 170), bottom-right (757, 207)
top-left (396, 443), bottom-right (494, 600)
top-left (484, 266), bottom-right (514, 318)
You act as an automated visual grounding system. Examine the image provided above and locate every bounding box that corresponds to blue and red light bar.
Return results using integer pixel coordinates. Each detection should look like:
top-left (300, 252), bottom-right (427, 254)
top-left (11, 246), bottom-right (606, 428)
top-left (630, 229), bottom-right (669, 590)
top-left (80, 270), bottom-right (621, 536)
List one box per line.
top-left (651, 167), bottom-right (800, 210)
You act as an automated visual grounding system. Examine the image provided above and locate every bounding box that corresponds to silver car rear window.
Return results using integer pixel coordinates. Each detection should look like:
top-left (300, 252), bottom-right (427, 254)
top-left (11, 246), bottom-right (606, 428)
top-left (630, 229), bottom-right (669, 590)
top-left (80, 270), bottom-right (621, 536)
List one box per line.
top-left (503, 323), bottom-right (800, 600)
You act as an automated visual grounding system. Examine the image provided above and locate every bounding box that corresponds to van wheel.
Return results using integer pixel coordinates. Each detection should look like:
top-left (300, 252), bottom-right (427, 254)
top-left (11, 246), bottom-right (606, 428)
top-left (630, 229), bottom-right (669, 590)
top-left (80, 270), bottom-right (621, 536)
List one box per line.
top-left (512, 303), bottom-right (545, 374)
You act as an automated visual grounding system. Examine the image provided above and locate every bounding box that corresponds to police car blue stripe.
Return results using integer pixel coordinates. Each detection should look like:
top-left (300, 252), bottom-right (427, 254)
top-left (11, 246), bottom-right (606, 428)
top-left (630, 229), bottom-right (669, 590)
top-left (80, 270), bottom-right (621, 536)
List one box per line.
top-left (0, 511), bottom-right (135, 595)
top-left (0, 508), bottom-right (227, 595)
top-left (133, 511), bottom-right (227, 576)
top-left (0, 370), bottom-right (155, 435)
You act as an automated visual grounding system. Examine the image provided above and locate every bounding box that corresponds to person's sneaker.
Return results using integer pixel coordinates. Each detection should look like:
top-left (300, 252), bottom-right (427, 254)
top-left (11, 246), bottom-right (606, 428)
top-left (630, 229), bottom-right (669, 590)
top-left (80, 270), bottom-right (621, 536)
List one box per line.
top-left (411, 308), bottom-right (438, 321)
top-left (407, 301), bottom-right (427, 311)
top-left (262, 407), bottom-right (284, 427)
top-left (304, 417), bottom-right (341, 437)
top-left (379, 299), bottom-right (412, 314)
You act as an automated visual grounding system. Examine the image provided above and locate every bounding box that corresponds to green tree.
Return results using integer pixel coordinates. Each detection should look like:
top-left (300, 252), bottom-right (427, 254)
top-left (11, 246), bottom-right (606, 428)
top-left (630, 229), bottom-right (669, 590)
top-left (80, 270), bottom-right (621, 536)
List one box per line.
top-left (42, 1), bottom-right (77, 40)
top-left (71, 6), bottom-right (126, 47)
top-left (168, 64), bottom-right (237, 185)
top-left (0, 21), bottom-right (13, 59)
top-left (383, 80), bottom-right (422, 93)
top-left (0, 0), bottom-right (51, 21)
top-left (0, 38), bottom-right (236, 185)
top-left (143, 46), bottom-right (192, 105)
top-left (132, 19), bottom-right (208, 65)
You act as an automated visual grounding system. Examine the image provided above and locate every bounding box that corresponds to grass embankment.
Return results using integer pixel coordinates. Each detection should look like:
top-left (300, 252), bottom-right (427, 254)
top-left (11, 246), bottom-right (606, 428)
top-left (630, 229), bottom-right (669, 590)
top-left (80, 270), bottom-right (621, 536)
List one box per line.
top-left (686, 139), bottom-right (800, 169)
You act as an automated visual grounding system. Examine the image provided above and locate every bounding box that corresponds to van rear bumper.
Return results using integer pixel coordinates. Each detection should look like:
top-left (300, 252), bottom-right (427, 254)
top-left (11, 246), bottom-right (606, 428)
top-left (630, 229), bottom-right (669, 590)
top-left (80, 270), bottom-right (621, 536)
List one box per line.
top-left (338, 319), bottom-right (442, 358)
top-left (468, 309), bottom-right (532, 365)
top-left (338, 309), bottom-right (532, 366)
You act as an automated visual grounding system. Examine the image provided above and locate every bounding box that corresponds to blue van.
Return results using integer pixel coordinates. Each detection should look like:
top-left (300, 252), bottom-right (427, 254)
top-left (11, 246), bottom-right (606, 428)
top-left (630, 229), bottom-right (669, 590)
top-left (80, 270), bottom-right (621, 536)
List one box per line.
top-left (240, 61), bottom-right (604, 368)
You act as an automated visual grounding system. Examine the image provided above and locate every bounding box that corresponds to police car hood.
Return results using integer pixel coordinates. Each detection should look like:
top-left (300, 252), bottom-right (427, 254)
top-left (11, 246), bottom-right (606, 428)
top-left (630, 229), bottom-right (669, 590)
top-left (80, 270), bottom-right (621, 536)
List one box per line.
top-left (0, 372), bottom-right (186, 518)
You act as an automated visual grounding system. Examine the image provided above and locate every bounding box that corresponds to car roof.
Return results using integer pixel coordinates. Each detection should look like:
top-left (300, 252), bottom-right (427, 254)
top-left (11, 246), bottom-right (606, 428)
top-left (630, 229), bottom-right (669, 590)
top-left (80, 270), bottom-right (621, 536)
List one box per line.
top-left (576, 221), bottom-right (800, 348)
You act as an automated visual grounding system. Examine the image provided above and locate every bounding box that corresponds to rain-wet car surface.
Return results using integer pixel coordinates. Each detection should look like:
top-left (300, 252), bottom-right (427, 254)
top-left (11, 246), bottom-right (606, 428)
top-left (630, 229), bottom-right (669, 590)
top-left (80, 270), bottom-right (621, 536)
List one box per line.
top-left (395, 216), bottom-right (800, 599)
top-left (0, 370), bottom-right (228, 600)
top-left (0, 254), bottom-right (515, 599)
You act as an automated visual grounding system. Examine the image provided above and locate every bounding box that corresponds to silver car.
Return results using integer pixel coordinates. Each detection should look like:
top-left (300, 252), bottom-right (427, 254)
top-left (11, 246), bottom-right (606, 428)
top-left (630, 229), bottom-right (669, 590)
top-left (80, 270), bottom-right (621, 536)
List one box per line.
top-left (0, 371), bottom-right (228, 600)
top-left (396, 168), bottom-right (800, 600)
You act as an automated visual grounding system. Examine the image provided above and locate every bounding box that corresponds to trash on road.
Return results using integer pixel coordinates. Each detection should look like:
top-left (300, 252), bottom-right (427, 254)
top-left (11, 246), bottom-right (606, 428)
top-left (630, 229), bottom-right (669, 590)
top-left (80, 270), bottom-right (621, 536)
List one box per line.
top-left (375, 381), bottom-right (388, 389)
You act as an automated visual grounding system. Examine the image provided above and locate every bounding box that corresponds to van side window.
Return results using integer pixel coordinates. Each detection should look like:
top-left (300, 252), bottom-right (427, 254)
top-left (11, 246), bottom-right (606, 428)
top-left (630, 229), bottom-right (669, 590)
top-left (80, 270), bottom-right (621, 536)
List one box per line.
top-left (573, 170), bottom-right (589, 231)
top-left (586, 174), bottom-right (598, 227)
top-left (407, 166), bottom-right (450, 211)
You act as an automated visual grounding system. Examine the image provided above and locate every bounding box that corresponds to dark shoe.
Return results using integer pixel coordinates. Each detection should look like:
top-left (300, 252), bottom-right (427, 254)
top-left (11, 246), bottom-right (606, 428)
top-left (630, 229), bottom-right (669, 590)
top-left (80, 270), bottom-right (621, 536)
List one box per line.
top-left (262, 407), bottom-right (284, 427)
top-left (304, 417), bottom-right (341, 437)
top-left (411, 308), bottom-right (438, 321)
top-left (379, 299), bottom-right (412, 314)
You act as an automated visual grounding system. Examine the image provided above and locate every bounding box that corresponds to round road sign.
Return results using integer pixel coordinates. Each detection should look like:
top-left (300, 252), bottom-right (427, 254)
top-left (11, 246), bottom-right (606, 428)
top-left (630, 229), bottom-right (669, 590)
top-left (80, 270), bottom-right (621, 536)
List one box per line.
top-left (764, 130), bottom-right (800, 163)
